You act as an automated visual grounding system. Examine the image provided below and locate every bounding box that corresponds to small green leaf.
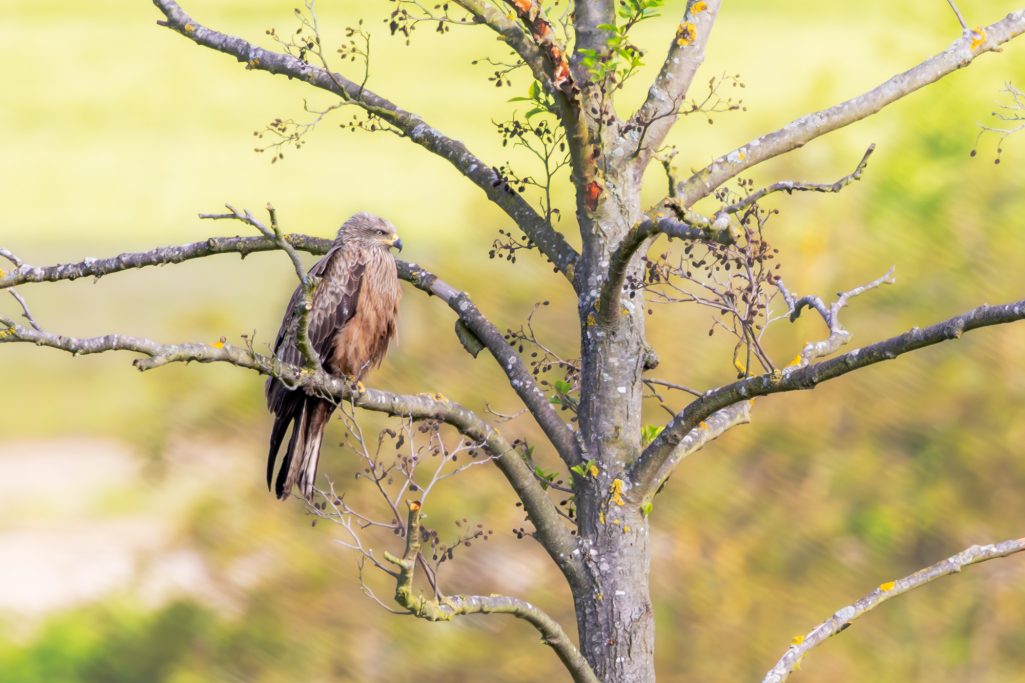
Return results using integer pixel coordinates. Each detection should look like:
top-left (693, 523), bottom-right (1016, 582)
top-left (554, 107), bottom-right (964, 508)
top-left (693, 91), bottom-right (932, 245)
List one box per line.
top-left (641, 424), bottom-right (665, 447)
top-left (640, 500), bottom-right (653, 517)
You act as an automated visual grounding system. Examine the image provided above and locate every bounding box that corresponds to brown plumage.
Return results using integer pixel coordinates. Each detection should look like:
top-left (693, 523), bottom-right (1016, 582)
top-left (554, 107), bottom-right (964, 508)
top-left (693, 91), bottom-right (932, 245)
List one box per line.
top-left (265, 213), bottom-right (402, 501)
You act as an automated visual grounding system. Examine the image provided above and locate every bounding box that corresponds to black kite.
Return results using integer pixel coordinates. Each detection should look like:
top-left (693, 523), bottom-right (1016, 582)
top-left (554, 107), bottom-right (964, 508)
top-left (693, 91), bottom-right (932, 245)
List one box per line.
top-left (265, 213), bottom-right (403, 500)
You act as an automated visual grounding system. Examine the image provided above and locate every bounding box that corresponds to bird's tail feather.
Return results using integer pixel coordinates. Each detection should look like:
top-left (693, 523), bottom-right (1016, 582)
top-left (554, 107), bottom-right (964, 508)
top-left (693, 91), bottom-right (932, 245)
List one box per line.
top-left (267, 398), bottom-right (299, 490)
top-left (271, 397), bottom-right (333, 501)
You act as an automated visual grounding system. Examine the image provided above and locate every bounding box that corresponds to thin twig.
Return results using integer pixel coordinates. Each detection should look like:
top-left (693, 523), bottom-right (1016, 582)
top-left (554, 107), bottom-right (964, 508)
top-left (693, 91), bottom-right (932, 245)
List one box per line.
top-left (721, 144), bottom-right (875, 216)
top-left (8, 290), bottom-right (41, 332)
top-left (777, 266), bottom-right (896, 366)
top-left (946, 0), bottom-right (969, 31)
top-left (201, 204), bottom-right (319, 369)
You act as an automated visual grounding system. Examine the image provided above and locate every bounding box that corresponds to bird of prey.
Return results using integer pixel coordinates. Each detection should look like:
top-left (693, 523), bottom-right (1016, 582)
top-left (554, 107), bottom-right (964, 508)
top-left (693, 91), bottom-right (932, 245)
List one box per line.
top-left (265, 213), bottom-right (403, 501)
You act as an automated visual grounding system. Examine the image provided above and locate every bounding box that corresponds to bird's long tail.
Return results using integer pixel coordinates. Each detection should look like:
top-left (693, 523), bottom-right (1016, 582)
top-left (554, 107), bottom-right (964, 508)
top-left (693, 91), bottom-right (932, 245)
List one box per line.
top-left (267, 395), bottom-right (334, 501)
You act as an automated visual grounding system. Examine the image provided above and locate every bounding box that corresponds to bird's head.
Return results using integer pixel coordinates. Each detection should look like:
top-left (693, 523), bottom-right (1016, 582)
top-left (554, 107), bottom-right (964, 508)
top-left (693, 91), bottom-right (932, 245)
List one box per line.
top-left (336, 212), bottom-right (403, 252)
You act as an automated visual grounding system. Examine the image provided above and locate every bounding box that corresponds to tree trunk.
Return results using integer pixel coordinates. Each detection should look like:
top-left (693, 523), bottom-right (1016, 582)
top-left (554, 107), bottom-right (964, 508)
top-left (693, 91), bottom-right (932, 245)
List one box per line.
top-left (574, 169), bottom-right (655, 682)
top-left (574, 504), bottom-right (655, 683)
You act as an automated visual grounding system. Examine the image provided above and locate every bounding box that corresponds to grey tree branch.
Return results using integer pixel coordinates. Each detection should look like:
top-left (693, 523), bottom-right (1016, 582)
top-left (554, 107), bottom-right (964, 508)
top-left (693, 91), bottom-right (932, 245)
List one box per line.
top-left (776, 266), bottom-right (896, 367)
top-left (572, 0), bottom-right (613, 63)
top-left (150, 0), bottom-right (580, 279)
top-left (201, 204), bottom-right (321, 370)
top-left (628, 0), bottom-right (721, 166)
top-left (0, 232), bottom-right (579, 467)
top-left (597, 212), bottom-right (731, 326)
top-left (452, 0), bottom-right (557, 92)
top-left (385, 502), bottom-right (598, 683)
top-left (492, 0), bottom-right (576, 99)
top-left (641, 401), bottom-right (752, 503)
top-left (674, 9), bottom-right (1025, 207)
top-left (8, 290), bottom-right (41, 332)
top-left (0, 313), bottom-right (586, 588)
top-left (762, 537), bottom-right (1025, 683)
top-left (628, 298), bottom-right (1025, 498)
top-left (719, 144), bottom-right (876, 217)
top-left (946, 0), bottom-right (970, 31)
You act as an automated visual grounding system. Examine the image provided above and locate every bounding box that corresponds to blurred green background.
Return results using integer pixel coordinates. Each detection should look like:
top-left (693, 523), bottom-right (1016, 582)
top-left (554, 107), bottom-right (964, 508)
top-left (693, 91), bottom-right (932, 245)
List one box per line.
top-left (3, 1), bottom-right (1025, 681)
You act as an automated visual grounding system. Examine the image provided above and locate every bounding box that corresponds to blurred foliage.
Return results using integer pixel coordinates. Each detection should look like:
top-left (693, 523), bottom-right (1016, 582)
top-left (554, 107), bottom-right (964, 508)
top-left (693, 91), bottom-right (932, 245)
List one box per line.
top-left (3, 0), bottom-right (1025, 682)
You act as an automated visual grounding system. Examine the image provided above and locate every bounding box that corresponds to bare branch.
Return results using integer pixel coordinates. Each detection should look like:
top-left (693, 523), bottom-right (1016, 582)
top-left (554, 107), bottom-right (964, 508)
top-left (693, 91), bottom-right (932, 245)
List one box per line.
top-left (643, 377), bottom-right (702, 399)
top-left (202, 204), bottom-right (321, 369)
top-left (597, 212), bottom-right (732, 326)
top-left (0, 247), bottom-right (23, 268)
top-left (628, 0), bottom-right (722, 166)
top-left (452, 0), bottom-right (558, 94)
top-left (150, 0), bottom-right (579, 279)
top-left (763, 537), bottom-right (1025, 683)
top-left (628, 298), bottom-right (1025, 498)
top-left (0, 313), bottom-right (586, 587)
top-left (470, 1), bottom-right (575, 100)
top-left (0, 234), bottom-right (333, 287)
top-left (675, 9), bottom-right (1025, 206)
top-left (719, 144), bottom-right (875, 217)
top-left (385, 502), bottom-right (599, 683)
top-left (776, 266), bottom-right (895, 366)
top-left (0, 231), bottom-right (579, 467)
top-left (572, 0), bottom-right (613, 64)
top-left (7, 290), bottom-right (41, 332)
top-left (640, 401), bottom-right (752, 501)
top-left (946, 0), bottom-right (970, 31)
top-left (974, 82), bottom-right (1025, 161)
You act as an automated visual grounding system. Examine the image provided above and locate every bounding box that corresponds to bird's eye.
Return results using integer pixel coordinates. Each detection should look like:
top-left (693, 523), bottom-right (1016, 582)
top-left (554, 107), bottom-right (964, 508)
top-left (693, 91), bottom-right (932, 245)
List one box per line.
top-left (376, 229), bottom-right (386, 235)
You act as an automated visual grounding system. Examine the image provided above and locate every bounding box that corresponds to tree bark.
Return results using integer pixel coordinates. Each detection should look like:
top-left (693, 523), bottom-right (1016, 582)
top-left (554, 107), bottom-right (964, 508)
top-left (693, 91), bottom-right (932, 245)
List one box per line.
top-left (574, 164), bottom-right (655, 682)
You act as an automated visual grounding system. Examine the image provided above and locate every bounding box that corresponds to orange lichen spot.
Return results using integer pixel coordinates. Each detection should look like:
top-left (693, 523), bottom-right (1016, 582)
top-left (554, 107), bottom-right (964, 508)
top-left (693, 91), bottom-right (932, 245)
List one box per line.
top-left (786, 354), bottom-right (803, 367)
top-left (970, 27), bottom-right (987, 50)
top-left (879, 580), bottom-right (896, 592)
top-left (699, 421), bottom-right (709, 432)
top-left (184, 23), bottom-right (196, 33)
top-left (409, 500), bottom-right (422, 512)
top-left (623, 525), bottom-right (632, 533)
top-left (584, 180), bottom-right (602, 211)
top-left (0, 269), bottom-right (5, 279)
top-left (586, 312), bottom-right (597, 327)
top-left (691, 1), bottom-right (709, 14)
top-left (587, 462), bottom-right (599, 478)
top-left (211, 341), bottom-right (225, 349)
top-left (511, 0), bottom-right (532, 13)
top-left (610, 478), bottom-right (625, 506)
top-left (676, 22), bottom-right (697, 47)
top-left (599, 511), bottom-right (606, 525)
top-left (791, 634), bottom-right (805, 646)
top-left (246, 58), bottom-right (261, 70)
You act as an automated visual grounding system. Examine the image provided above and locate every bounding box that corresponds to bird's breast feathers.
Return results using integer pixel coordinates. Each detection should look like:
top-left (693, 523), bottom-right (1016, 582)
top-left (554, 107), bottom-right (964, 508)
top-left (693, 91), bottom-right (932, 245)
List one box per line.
top-left (329, 248), bottom-right (400, 377)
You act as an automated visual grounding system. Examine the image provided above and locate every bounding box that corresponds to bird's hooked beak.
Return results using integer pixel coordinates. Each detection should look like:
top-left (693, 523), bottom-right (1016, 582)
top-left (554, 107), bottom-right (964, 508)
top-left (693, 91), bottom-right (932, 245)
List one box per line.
top-left (389, 235), bottom-right (403, 252)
